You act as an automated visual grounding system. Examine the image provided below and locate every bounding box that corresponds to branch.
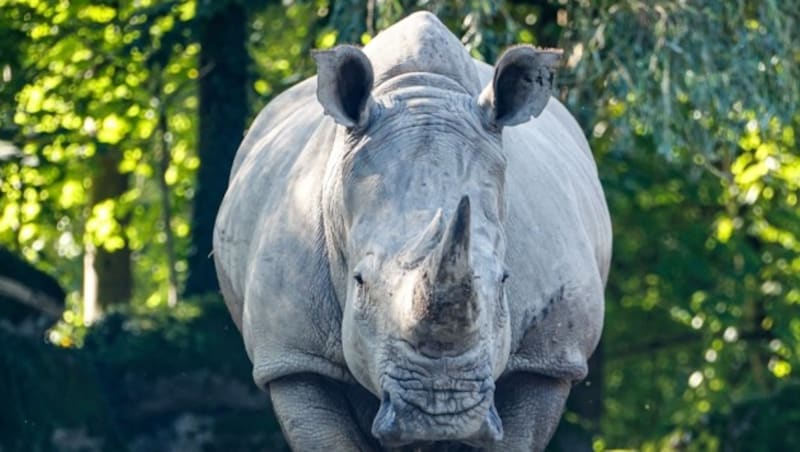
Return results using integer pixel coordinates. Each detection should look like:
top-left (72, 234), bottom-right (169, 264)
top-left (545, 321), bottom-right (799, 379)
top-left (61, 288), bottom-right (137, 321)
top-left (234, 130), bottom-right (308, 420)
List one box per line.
top-left (608, 329), bottom-right (772, 360)
top-left (0, 276), bottom-right (64, 318)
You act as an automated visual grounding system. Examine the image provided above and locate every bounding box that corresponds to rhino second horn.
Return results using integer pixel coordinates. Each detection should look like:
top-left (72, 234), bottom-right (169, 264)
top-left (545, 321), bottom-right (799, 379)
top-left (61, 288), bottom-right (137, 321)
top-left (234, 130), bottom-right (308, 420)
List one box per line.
top-left (371, 393), bottom-right (401, 445)
top-left (480, 403), bottom-right (504, 442)
top-left (398, 208), bottom-right (445, 268)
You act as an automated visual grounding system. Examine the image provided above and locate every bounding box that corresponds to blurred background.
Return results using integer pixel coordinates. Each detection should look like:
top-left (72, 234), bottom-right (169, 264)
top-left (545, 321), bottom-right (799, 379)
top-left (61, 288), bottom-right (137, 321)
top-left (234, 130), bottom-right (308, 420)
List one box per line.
top-left (1, 1), bottom-right (798, 451)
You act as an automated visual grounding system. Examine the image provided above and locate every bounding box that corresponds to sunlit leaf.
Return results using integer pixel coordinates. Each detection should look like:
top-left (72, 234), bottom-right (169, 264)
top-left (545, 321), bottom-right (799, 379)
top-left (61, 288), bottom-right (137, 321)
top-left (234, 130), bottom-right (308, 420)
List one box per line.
top-left (78, 5), bottom-right (116, 23)
top-left (97, 114), bottom-right (130, 144)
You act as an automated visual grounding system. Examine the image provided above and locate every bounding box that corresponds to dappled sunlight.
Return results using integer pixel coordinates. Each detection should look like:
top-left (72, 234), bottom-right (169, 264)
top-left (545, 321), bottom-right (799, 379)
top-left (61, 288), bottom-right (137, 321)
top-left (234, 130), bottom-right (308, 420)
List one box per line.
top-left (0, 0), bottom-right (798, 450)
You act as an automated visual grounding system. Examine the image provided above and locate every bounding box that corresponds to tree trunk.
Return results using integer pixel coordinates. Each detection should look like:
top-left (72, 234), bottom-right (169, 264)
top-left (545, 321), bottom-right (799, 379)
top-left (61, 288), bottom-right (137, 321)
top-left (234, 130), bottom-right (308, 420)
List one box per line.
top-left (183, 2), bottom-right (248, 298)
top-left (83, 150), bottom-right (132, 324)
top-left (508, 0), bottom-right (562, 46)
top-left (328, 0), bottom-right (368, 42)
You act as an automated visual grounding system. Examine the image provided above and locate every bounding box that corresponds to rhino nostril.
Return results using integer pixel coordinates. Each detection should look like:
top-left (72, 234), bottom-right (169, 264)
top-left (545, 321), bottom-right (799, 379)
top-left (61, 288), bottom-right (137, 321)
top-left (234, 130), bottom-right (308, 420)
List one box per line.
top-left (461, 403), bottom-right (504, 448)
top-left (484, 403), bottom-right (504, 441)
top-left (371, 392), bottom-right (399, 441)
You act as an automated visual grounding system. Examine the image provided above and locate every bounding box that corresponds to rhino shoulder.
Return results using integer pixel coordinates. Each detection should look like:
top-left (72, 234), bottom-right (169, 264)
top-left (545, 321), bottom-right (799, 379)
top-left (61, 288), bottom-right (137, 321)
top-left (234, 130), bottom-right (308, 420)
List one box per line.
top-left (214, 77), bottom-right (350, 387)
top-left (215, 75), bottom-right (325, 307)
top-left (470, 58), bottom-right (611, 382)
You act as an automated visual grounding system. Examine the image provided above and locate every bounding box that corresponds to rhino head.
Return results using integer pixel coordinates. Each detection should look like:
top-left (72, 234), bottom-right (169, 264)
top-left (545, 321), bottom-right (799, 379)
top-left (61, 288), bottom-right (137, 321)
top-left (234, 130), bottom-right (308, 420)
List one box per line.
top-left (313, 43), bottom-right (560, 448)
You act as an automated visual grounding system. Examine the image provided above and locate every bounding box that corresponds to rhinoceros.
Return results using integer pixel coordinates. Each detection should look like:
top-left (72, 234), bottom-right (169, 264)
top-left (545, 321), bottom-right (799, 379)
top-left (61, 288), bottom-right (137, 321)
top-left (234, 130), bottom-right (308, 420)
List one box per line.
top-left (213, 11), bottom-right (611, 451)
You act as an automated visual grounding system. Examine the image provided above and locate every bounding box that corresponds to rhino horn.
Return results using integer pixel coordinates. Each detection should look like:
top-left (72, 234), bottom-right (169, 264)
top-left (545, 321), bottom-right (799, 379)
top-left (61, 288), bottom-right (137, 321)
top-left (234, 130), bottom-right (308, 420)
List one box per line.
top-left (412, 196), bottom-right (479, 351)
top-left (437, 195), bottom-right (472, 284)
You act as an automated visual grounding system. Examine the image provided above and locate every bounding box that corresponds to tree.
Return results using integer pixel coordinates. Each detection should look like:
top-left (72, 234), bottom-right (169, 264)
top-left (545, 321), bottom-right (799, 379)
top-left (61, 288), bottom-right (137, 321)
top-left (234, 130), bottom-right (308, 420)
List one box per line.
top-left (183, 1), bottom-right (249, 297)
top-left (82, 147), bottom-right (132, 323)
top-left (560, 1), bottom-right (800, 448)
top-left (0, 246), bottom-right (65, 329)
top-left (0, 0), bottom-right (204, 327)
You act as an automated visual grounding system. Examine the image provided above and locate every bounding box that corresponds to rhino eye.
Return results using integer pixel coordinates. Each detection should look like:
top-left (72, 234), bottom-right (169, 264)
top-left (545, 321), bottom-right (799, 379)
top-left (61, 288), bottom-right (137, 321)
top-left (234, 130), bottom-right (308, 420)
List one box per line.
top-left (501, 271), bottom-right (510, 283)
top-left (354, 272), bottom-right (365, 286)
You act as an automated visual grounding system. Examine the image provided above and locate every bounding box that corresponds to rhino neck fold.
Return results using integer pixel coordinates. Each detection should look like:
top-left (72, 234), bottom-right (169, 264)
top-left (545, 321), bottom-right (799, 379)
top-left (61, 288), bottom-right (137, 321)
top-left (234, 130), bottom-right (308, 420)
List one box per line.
top-left (371, 72), bottom-right (472, 98)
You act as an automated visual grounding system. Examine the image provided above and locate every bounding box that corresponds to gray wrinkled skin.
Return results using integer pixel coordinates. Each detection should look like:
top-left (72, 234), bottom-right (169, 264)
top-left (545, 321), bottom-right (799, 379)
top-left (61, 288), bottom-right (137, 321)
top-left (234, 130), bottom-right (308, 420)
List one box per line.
top-left (213, 11), bottom-right (611, 452)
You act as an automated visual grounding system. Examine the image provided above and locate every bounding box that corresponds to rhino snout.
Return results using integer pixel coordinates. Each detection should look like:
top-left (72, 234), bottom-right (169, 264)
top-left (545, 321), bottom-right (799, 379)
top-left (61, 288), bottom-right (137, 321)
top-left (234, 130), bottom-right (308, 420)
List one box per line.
top-left (372, 390), bottom-right (503, 447)
top-left (371, 368), bottom-right (503, 447)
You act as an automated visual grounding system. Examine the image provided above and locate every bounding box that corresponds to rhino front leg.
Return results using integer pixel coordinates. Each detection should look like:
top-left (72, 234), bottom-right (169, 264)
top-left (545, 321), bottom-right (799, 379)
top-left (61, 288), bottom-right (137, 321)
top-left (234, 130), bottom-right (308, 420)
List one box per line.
top-left (488, 373), bottom-right (571, 452)
top-left (269, 374), bottom-right (380, 451)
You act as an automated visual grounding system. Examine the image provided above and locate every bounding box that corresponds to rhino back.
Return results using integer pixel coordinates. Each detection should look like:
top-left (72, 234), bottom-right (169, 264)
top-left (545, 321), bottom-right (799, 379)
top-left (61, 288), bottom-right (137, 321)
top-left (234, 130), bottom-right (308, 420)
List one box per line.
top-left (229, 77), bottom-right (319, 180)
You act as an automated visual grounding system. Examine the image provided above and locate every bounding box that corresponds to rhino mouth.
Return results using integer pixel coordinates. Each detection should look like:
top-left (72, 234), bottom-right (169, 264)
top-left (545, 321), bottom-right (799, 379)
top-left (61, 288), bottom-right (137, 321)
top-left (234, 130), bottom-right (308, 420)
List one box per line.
top-left (371, 346), bottom-right (503, 447)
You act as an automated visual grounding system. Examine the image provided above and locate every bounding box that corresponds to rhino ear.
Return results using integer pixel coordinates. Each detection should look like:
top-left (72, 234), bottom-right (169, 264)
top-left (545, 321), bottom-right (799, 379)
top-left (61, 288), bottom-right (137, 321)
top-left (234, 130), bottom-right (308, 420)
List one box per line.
top-left (478, 46), bottom-right (562, 128)
top-left (312, 45), bottom-right (374, 128)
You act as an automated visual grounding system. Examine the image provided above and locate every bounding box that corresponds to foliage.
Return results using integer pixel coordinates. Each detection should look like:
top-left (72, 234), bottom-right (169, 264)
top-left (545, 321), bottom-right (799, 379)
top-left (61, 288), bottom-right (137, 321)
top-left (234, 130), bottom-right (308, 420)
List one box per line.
top-left (85, 294), bottom-right (248, 375)
top-left (0, 0), bottom-right (201, 319)
top-left (0, 295), bottom-right (285, 451)
top-left (0, 328), bottom-right (110, 451)
top-left (562, 0), bottom-right (800, 448)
